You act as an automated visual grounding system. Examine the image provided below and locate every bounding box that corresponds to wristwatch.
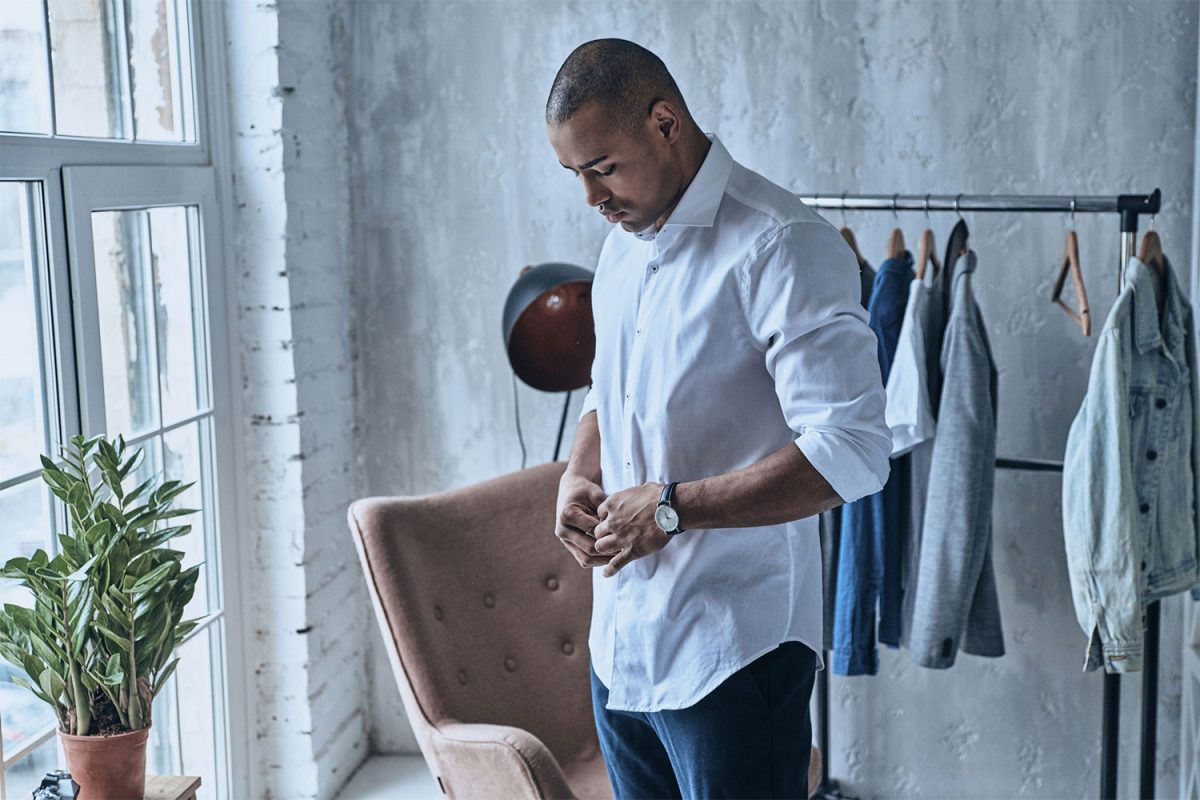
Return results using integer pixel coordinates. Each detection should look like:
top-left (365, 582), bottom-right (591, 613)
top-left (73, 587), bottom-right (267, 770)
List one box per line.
top-left (654, 481), bottom-right (686, 535)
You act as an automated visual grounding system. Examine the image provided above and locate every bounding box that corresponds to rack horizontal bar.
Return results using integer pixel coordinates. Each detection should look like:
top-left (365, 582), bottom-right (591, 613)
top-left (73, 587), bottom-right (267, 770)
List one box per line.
top-left (798, 190), bottom-right (1160, 216)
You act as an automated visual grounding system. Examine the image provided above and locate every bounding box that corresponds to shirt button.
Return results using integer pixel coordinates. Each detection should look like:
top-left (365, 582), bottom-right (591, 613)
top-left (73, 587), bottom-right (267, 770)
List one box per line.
top-left (1156, 398), bottom-right (1167, 409)
top-left (1147, 450), bottom-right (1158, 460)
top-left (636, 328), bottom-right (641, 335)
top-left (1140, 502), bottom-right (1150, 513)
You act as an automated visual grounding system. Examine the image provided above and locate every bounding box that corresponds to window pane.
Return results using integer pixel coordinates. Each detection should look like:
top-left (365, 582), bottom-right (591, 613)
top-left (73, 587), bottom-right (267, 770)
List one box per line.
top-left (163, 420), bottom-right (207, 617)
top-left (0, 0), bottom-right (53, 134)
top-left (47, 0), bottom-right (127, 138)
top-left (147, 666), bottom-right (180, 777)
top-left (0, 479), bottom-right (50, 610)
top-left (149, 206), bottom-right (200, 424)
top-left (0, 480), bottom-right (56, 768)
top-left (0, 659), bottom-right (57, 774)
top-left (176, 625), bottom-right (217, 794)
top-left (126, 0), bottom-right (192, 142)
top-left (93, 209), bottom-right (158, 437)
top-left (129, 432), bottom-right (161, 492)
top-left (0, 183), bottom-right (49, 479)
top-left (3, 731), bottom-right (62, 798)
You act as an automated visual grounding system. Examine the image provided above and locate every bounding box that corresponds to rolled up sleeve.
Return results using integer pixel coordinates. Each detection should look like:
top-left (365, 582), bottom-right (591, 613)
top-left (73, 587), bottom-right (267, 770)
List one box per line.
top-left (738, 220), bottom-right (892, 504)
top-left (578, 382), bottom-right (597, 421)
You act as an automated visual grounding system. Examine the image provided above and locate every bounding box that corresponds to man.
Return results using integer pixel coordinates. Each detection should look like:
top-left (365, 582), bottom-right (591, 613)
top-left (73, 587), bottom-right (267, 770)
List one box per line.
top-left (547, 39), bottom-right (891, 799)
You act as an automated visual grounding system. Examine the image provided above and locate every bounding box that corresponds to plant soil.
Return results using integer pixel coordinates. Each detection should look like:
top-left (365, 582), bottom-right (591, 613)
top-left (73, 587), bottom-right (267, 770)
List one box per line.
top-left (87, 691), bottom-right (128, 736)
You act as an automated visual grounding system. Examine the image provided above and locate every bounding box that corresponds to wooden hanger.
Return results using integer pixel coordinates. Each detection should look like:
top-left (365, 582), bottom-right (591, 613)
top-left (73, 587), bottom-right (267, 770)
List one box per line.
top-left (942, 218), bottom-right (970, 290)
top-left (887, 227), bottom-right (906, 259)
top-left (915, 228), bottom-right (940, 281)
top-left (1051, 229), bottom-right (1091, 336)
top-left (840, 226), bottom-right (867, 266)
top-left (1138, 229), bottom-right (1165, 275)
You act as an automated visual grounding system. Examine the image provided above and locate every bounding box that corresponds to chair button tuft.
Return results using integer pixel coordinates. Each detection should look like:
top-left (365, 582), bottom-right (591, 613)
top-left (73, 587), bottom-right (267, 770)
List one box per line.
top-left (433, 605), bottom-right (443, 621)
top-left (457, 670), bottom-right (468, 685)
top-left (546, 577), bottom-right (559, 591)
top-left (504, 657), bottom-right (516, 672)
top-left (561, 642), bottom-right (574, 655)
top-left (483, 593), bottom-right (495, 608)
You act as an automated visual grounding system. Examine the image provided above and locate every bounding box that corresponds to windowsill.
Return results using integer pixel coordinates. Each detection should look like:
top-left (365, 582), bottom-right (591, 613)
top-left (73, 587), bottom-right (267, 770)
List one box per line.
top-left (335, 754), bottom-right (442, 800)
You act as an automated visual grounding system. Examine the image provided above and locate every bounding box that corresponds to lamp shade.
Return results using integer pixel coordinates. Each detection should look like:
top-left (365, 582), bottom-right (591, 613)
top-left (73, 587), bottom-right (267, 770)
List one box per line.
top-left (502, 262), bottom-right (595, 392)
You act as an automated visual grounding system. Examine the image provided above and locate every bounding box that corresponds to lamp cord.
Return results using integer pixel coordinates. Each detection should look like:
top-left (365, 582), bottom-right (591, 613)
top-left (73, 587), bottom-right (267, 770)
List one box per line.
top-left (511, 371), bottom-right (528, 470)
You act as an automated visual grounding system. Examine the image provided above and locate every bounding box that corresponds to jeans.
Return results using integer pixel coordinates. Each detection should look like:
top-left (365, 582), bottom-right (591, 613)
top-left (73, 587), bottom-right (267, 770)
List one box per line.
top-left (589, 641), bottom-right (818, 800)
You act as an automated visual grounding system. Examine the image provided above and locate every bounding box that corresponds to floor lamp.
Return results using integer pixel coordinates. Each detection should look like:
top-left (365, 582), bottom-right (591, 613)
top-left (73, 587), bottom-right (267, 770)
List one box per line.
top-left (502, 262), bottom-right (595, 463)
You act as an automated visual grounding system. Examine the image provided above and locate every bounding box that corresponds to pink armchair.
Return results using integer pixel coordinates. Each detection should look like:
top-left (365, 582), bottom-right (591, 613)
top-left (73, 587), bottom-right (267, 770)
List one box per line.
top-left (348, 461), bottom-right (610, 799)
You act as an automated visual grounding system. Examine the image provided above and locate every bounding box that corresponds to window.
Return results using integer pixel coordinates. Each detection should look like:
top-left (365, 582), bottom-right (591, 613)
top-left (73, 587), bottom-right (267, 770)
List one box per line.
top-left (0, 3), bottom-right (239, 799)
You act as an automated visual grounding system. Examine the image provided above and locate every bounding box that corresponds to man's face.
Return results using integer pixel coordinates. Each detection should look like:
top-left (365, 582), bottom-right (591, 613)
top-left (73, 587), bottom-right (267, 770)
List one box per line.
top-left (547, 101), bottom-right (677, 233)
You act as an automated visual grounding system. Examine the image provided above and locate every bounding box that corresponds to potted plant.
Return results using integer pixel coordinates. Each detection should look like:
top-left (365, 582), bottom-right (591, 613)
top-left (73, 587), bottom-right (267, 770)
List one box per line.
top-left (0, 434), bottom-right (204, 799)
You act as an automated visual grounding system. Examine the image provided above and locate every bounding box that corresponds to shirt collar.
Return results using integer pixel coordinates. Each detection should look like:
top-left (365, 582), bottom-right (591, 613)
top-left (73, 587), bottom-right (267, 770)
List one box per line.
top-left (634, 132), bottom-right (734, 241)
top-left (1128, 254), bottom-right (1186, 357)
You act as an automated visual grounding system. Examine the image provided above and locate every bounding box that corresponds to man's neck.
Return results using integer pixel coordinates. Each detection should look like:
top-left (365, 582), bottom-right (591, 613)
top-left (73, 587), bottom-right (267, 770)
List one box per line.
top-left (654, 133), bottom-right (713, 232)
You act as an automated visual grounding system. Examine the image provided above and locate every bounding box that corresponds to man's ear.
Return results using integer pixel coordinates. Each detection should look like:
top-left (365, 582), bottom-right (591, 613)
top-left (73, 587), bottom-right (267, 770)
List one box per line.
top-left (648, 99), bottom-right (680, 143)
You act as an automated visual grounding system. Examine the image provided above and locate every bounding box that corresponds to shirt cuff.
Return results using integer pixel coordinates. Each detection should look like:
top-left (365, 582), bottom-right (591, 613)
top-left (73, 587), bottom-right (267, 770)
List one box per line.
top-left (794, 426), bottom-right (889, 504)
top-left (578, 385), bottom-right (597, 422)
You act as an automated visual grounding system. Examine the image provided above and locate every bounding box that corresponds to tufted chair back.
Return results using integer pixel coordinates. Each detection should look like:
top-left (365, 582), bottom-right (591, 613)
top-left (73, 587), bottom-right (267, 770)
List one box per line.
top-left (348, 461), bottom-right (611, 800)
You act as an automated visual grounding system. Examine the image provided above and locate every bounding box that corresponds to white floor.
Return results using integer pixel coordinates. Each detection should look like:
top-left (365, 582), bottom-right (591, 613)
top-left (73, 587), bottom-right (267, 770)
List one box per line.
top-left (335, 754), bottom-right (444, 800)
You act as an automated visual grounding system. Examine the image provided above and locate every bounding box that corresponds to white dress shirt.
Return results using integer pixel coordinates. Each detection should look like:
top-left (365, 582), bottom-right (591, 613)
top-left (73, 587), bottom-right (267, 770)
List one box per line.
top-left (577, 133), bottom-right (892, 712)
top-left (884, 273), bottom-right (937, 646)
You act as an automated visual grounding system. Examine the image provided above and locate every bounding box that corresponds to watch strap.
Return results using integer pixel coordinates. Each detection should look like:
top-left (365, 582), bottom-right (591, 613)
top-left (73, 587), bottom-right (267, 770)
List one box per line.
top-left (659, 481), bottom-right (685, 534)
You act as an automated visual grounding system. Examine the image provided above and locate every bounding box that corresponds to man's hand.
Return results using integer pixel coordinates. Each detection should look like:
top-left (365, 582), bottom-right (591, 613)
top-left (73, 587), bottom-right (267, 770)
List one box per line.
top-left (593, 482), bottom-right (672, 578)
top-left (556, 472), bottom-right (612, 569)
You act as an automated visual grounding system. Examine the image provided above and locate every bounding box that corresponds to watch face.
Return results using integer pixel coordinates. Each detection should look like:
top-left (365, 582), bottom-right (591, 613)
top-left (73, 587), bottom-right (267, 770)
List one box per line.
top-left (655, 505), bottom-right (679, 531)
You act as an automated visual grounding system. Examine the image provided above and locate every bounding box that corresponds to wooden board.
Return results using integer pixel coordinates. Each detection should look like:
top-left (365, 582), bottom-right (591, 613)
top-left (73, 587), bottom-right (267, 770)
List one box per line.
top-left (142, 775), bottom-right (201, 800)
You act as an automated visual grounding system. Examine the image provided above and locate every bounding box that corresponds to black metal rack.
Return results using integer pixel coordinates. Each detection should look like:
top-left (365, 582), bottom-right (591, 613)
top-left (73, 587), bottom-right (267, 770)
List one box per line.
top-left (798, 189), bottom-right (1163, 800)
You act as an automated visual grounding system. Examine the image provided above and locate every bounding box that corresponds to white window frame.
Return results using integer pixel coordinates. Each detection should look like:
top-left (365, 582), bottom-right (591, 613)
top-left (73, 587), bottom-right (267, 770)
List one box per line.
top-left (0, 2), bottom-right (251, 797)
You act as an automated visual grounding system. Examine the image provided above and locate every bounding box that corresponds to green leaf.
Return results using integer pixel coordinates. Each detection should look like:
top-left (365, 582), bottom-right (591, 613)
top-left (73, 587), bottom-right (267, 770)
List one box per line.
top-left (11, 675), bottom-right (54, 708)
top-left (1, 555), bottom-right (31, 578)
top-left (129, 561), bottom-right (178, 595)
top-left (153, 657), bottom-right (179, 697)
top-left (83, 519), bottom-right (113, 548)
top-left (39, 666), bottom-right (65, 703)
top-left (118, 448), bottom-right (144, 480)
top-left (123, 477), bottom-right (154, 507)
top-left (65, 553), bottom-right (98, 583)
top-left (57, 532), bottom-right (87, 568)
top-left (95, 624), bottom-right (131, 651)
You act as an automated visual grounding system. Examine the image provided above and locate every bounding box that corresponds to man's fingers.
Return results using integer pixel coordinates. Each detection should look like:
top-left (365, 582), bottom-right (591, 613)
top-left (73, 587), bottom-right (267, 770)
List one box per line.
top-left (562, 538), bottom-right (613, 568)
top-left (594, 533), bottom-right (621, 555)
top-left (561, 503), bottom-right (601, 535)
top-left (588, 483), bottom-right (608, 508)
top-left (557, 525), bottom-right (601, 555)
top-left (602, 548), bottom-right (633, 577)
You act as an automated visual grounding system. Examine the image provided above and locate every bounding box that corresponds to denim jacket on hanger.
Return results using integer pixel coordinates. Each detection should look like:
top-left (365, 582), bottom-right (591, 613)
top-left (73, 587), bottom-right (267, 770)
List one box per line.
top-left (1062, 255), bottom-right (1200, 674)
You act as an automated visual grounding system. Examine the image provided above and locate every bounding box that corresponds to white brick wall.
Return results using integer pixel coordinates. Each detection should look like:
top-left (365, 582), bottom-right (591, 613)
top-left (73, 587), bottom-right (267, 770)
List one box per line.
top-left (223, 1), bottom-right (370, 797)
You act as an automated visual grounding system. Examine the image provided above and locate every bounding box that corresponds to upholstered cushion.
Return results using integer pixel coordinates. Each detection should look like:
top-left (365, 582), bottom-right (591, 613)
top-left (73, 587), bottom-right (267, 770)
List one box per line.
top-left (349, 461), bottom-right (609, 798)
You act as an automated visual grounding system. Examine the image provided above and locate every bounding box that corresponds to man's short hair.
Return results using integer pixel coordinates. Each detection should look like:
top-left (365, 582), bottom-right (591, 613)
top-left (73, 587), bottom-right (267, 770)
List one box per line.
top-left (546, 39), bottom-right (688, 134)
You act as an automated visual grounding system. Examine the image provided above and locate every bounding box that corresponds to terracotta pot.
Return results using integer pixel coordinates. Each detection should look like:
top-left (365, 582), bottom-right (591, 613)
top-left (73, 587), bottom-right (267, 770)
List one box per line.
top-left (59, 723), bottom-right (151, 800)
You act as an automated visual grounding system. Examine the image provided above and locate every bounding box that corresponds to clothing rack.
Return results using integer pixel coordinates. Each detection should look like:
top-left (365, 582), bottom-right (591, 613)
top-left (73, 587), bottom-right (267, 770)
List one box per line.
top-left (798, 189), bottom-right (1162, 800)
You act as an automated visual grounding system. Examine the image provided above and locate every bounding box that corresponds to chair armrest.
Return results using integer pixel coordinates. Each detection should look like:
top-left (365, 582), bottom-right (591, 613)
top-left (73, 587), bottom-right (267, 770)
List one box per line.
top-left (428, 721), bottom-right (576, 800)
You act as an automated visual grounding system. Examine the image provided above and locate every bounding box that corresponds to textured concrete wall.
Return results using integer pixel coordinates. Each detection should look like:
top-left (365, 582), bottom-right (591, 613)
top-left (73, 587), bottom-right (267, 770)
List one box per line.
top-left (223, 1), bottom-right (369, 796)
top-left (346, 1), bottom-right (1197, 796)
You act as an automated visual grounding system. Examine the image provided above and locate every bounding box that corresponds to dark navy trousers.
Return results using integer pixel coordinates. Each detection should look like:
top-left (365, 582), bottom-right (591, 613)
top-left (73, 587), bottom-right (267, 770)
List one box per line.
top-left (589, 641), bottom-right (818, 799)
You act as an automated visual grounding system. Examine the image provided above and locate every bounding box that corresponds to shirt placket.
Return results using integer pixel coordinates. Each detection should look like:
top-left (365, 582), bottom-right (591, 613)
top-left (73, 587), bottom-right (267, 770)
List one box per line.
top-left (611, 236), bottom-right (664, 709)
top-left (621, 238), bottom-right (663, 488)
